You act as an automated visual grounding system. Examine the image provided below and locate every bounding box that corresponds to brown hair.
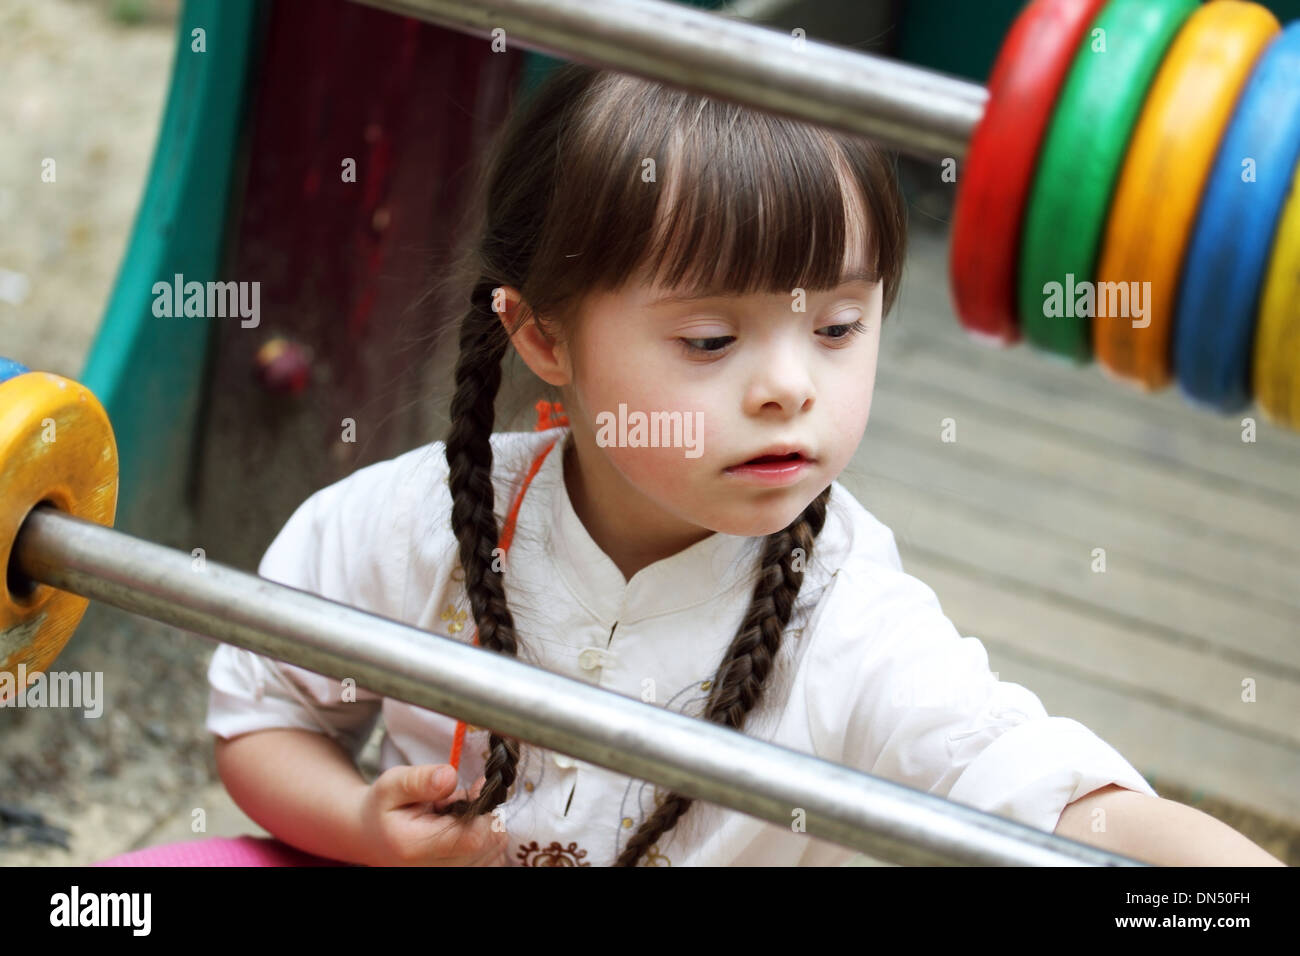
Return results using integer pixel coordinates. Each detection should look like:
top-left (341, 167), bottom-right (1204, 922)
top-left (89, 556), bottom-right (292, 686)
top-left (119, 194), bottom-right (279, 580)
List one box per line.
top-left (433, 62), bottom-right (907, 865)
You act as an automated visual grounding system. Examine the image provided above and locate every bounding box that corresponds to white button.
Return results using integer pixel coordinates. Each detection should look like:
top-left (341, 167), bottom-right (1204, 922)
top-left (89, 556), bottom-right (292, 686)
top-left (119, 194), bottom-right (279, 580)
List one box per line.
top-left (577, 647), bottom-right (607, 671)
top-left (553, 752), bottom-right (575, 769)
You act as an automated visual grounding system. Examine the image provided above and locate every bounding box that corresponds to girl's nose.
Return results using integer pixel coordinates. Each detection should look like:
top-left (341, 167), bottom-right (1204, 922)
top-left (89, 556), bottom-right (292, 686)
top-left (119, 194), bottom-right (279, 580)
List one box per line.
top-left (748, 353), bottom-right (815, 416)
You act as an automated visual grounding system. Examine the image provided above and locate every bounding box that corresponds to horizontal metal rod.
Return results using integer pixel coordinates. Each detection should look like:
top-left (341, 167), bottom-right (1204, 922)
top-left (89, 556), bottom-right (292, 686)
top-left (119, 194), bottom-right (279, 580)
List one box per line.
top-left (11, 507), bottom-right (1144, 866)
top-left (348, 0), bottom-right (987, 160)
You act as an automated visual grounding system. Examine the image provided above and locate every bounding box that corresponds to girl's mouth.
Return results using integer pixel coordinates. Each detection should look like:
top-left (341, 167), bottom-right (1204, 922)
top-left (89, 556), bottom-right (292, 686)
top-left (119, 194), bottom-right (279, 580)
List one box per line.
top-left (724, 452), bottom-right (812, 485)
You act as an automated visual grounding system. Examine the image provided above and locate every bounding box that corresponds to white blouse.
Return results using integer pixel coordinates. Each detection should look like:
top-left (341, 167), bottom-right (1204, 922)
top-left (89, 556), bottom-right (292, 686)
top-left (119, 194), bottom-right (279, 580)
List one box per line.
top-left (206, 426), bottom-right (1157, 866)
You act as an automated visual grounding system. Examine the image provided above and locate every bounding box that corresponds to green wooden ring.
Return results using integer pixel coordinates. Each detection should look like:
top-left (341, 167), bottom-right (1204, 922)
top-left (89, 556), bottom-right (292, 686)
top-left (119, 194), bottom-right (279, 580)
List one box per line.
top-left (1018, 0), bottom-right (1199, 362)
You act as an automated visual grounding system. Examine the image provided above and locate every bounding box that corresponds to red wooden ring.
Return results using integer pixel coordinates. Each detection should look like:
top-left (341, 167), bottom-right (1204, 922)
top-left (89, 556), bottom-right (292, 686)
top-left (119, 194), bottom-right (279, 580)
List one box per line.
top-left (949, 0), bottom-right (1110, 344)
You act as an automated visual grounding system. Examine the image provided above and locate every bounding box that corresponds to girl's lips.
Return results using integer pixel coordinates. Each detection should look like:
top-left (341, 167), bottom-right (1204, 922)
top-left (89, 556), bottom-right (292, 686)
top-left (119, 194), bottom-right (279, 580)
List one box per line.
top-left (723, 455), bottom-right (813, 486)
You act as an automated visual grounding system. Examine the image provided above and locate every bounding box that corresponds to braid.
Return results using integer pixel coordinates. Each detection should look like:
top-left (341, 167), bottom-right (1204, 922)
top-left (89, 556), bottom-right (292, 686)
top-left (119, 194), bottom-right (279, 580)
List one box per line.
top-left (439, 282), bottom-right (524, 819)
top-left (613, 484), bottom-right (833, 866)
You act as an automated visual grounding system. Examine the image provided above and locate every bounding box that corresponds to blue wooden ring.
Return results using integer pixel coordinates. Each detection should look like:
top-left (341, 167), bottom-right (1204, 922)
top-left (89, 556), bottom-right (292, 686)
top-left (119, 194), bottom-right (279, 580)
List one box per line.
top-left (0, 357), bottom-right (30, 385)
top-left (1173, 21), bottom-right (1300, 412)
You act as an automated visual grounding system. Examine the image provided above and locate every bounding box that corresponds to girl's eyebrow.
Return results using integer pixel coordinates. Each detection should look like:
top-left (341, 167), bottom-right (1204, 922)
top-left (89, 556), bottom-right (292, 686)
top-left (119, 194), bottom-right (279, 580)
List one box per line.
top-left (645, 270), bottom-right (878, 308)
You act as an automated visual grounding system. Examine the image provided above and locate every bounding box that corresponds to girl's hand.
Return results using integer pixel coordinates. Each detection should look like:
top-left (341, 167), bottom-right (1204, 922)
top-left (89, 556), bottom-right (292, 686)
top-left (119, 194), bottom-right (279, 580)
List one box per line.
top-left (357, 764), bottom-right (512, 866)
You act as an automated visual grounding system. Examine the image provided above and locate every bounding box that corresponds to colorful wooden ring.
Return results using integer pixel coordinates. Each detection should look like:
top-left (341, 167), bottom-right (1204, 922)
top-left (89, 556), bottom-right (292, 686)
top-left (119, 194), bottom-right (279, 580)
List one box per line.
top-left (949, 0), bottom-right (1109, 345)
top-left (1254, 158), bottom-right (1300, 429)
top-left (0, 358), bottom-right (30, 385)
top-left (0, 371), bottom-right (118, 703)
top-left (1018, 0), bottom-right (1199, 363)
top-left (1174, 22), bottom-right (1300, 413)
top-left (1093, 0), bottom-right (1279, 391)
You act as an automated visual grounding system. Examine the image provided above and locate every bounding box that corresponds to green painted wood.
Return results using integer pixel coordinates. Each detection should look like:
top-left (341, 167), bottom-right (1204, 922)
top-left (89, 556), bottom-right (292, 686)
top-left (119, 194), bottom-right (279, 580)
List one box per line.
top-left (898, 0), bottom-right (1300, 84)
top-left (80, 0), bottom-right (260, 537)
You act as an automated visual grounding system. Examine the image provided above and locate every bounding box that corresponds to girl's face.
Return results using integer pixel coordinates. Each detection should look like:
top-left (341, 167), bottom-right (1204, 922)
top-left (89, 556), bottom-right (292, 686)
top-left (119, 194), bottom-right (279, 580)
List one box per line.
top-left (556, 265), bottom-right (883, 539)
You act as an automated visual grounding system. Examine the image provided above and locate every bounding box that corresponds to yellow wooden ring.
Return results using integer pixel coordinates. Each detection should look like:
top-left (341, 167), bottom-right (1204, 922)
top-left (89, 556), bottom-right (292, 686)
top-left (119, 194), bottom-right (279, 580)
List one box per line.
top-left (0, 371), bottom-right (117, 703)
top-left (1254, 160), bottom-right (1300, 428)
top-left (1094, 0), bottom-right (1279, 390)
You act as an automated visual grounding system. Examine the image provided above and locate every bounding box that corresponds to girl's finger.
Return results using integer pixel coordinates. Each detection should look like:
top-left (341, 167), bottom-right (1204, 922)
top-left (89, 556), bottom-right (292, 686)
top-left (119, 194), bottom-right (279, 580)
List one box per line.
top-left (431, 786), bottom-right (468, 811)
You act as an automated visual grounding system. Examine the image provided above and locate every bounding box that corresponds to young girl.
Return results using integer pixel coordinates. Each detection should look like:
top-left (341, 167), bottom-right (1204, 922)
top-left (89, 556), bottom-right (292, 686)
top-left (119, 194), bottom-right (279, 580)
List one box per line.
top-left (103, 63), bottom-right (1282, 868)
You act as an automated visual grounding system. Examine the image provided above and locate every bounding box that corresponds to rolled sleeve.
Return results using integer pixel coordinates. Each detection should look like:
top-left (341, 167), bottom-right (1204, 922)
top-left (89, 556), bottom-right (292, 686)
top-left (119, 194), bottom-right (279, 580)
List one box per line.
top-left (206, 644), bottom-right (382, 763)
top-left (946, 714), bottom-right (1157, 833)
top-left (811, 561), bottom-right (1157, 836)
top-left (205, 472), bottom-right (389, 762)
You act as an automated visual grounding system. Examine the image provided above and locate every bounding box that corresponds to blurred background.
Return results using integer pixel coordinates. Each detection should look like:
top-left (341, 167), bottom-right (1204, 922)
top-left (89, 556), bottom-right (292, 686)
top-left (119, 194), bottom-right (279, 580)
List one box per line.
top-left (2, 0), bottom-right (1298, 865)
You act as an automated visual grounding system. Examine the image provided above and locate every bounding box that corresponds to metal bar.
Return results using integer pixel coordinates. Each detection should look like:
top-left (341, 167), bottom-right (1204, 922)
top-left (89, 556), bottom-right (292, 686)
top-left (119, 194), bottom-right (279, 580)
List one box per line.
top-left (347, 0), bottom-right (987, 160)
top-left (13, 507), bottom-right (1145, 866)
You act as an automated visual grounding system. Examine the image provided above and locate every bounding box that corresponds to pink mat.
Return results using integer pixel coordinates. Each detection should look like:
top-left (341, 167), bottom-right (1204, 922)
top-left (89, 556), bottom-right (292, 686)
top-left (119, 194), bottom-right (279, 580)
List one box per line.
top-left (93, 835), bottom-right (346, 867)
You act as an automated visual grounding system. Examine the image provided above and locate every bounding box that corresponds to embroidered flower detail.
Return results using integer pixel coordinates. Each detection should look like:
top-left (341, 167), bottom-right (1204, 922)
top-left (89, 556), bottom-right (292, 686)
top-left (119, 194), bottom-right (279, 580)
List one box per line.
top-left (441, 603), bottom-right (468, 634)
top-left (516, 840), bottom-right (591, 866)
top-left (643, 844), bottom-right (672, 866)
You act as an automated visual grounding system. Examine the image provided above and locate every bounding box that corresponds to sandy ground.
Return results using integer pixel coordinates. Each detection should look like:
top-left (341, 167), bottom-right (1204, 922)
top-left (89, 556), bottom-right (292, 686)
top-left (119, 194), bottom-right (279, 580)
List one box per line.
top-left (0, 0), bottom-right (178, 378)
top-left (0, 0), bottom-right (254, 865)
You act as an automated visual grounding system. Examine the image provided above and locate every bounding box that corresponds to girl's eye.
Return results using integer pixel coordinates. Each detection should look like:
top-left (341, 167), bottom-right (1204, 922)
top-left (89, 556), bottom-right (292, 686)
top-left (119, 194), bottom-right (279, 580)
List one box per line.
top-left (820, 318), bottom-right (870, 342)
top-left (677, 335), bottom-right (736, 355)
top-left (676, 315), bottom-right (870, 356)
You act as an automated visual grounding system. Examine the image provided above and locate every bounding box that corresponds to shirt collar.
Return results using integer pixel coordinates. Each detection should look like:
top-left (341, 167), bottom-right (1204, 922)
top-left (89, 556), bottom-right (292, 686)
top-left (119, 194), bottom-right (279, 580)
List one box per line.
top-left (519, 428), bottom-right (762, 626)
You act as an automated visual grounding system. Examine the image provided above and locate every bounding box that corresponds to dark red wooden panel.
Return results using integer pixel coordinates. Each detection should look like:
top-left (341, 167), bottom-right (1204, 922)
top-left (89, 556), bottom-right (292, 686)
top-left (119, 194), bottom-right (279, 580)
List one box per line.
top-left (193, 0), bottom-right (523, 570)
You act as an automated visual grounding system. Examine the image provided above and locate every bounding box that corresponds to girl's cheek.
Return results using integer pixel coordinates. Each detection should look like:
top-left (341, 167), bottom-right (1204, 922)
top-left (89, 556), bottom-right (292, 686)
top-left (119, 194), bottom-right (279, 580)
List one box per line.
top-left (601, 449), bottom-right (670, 509)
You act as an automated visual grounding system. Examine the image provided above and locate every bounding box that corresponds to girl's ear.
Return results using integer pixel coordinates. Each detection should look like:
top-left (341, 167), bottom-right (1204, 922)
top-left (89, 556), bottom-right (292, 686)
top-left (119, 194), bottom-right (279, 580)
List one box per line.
top-left (495, 285), bottom-right (572, 387)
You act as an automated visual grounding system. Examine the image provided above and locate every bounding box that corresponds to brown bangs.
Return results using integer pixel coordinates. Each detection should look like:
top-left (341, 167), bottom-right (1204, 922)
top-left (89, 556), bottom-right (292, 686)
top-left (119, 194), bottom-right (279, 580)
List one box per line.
top-left (516, 68), bottom-right (905, 326)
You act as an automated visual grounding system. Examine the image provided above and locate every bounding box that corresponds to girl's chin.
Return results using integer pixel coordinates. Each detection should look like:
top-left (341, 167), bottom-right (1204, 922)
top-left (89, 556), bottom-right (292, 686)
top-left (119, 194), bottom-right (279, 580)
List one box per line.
top-left (708, 503), bottom-right (815, 539)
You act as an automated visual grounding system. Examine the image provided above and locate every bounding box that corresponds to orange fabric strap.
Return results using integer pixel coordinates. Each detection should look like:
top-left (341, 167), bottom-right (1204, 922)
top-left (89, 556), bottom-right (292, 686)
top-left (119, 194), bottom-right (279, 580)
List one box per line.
top-left (448, 400), bottom-right (568, 771)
